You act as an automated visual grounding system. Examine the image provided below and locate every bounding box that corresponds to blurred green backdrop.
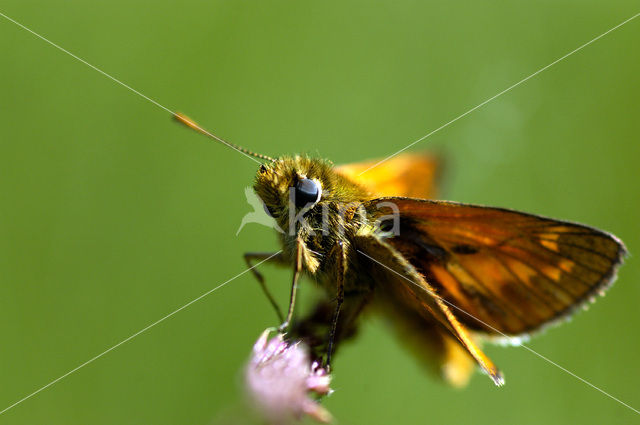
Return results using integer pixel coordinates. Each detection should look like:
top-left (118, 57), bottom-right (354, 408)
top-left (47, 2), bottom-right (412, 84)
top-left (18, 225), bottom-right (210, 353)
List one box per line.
top-left (1, 1), bottom-right (639, 424)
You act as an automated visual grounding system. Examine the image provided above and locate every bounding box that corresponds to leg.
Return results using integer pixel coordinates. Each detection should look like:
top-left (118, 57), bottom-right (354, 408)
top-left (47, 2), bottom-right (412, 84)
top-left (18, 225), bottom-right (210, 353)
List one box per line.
top-left (244, 251), bottom-right (285, 323)
top-left (278, 240), bottom-right (303, 332)
top-left (326, 241), bottom-right (346, 370)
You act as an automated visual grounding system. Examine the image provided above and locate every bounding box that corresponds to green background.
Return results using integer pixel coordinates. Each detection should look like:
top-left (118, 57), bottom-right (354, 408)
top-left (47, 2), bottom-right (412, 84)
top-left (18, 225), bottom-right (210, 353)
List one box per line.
top-left (1, 1), bottom-right (639, 424)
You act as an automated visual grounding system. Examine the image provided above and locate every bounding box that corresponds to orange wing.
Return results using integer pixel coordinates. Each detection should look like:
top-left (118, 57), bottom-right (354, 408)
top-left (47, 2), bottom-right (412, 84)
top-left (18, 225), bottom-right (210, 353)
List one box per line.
top-left (366, 198), bottom-right (627, 337)
top-left (335, 153), bottom-right (441, 199)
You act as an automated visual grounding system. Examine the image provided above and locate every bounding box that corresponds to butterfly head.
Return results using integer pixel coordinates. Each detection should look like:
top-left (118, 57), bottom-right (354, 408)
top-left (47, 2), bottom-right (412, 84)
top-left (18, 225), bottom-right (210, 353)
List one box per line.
top-left (253, 156), bottom-right (368, 234)
top-left (253, 156), bottom-right (326, 227)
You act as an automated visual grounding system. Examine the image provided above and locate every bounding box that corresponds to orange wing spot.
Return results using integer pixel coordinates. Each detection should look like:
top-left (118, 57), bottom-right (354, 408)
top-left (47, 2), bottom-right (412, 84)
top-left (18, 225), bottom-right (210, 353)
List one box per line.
top-left (539, 238), bottom-right (559, 252)
top-left (538, 227), bottom-right (573, 235)
top-left (431, 264), bottom-right (469, 307)
top-left (536, 259), bottom-right (573, 284)
top-left (446, 263), bottom-right (480, 293)
top-left (540, 264), bottom-right (562, 281)
top-left (557, 258), bottom-right (575, 274)
top-left (453, 231), bottom-right (498, 247)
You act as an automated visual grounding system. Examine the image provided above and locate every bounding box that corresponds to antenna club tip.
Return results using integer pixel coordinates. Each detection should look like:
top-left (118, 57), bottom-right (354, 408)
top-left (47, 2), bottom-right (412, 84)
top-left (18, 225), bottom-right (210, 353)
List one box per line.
top-left (172, 111), bottom-right (275, 162)
top-left (173, 112), bottom-right (199, 129)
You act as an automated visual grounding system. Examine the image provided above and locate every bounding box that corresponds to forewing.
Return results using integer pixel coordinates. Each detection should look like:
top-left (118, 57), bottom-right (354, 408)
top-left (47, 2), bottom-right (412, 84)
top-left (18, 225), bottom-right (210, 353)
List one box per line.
top-left (366, 198), bottom-right (627, 337)
top-left (335, 153), bottom-right (441, 199)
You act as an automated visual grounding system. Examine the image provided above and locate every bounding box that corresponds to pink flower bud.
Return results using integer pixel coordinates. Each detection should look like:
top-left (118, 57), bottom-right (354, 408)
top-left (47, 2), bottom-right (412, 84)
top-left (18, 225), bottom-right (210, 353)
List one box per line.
top-left (245, 329), bottom-right (333, 424)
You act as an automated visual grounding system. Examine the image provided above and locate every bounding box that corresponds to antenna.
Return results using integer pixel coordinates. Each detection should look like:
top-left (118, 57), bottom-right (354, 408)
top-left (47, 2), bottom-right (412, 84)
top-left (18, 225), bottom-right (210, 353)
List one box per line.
top-left (173, 112), bottom-right (275, 162)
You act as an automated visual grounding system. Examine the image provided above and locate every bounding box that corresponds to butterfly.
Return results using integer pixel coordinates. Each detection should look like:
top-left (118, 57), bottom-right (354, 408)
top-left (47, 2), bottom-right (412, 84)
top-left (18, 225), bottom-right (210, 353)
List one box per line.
top-left (176, 113), bottom-right (626, 387)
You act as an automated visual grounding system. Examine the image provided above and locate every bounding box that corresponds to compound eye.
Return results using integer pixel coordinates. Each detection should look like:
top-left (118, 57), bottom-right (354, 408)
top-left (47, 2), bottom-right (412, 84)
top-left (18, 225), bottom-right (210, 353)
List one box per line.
top-left (294, 178), bottom-right (321, 209)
